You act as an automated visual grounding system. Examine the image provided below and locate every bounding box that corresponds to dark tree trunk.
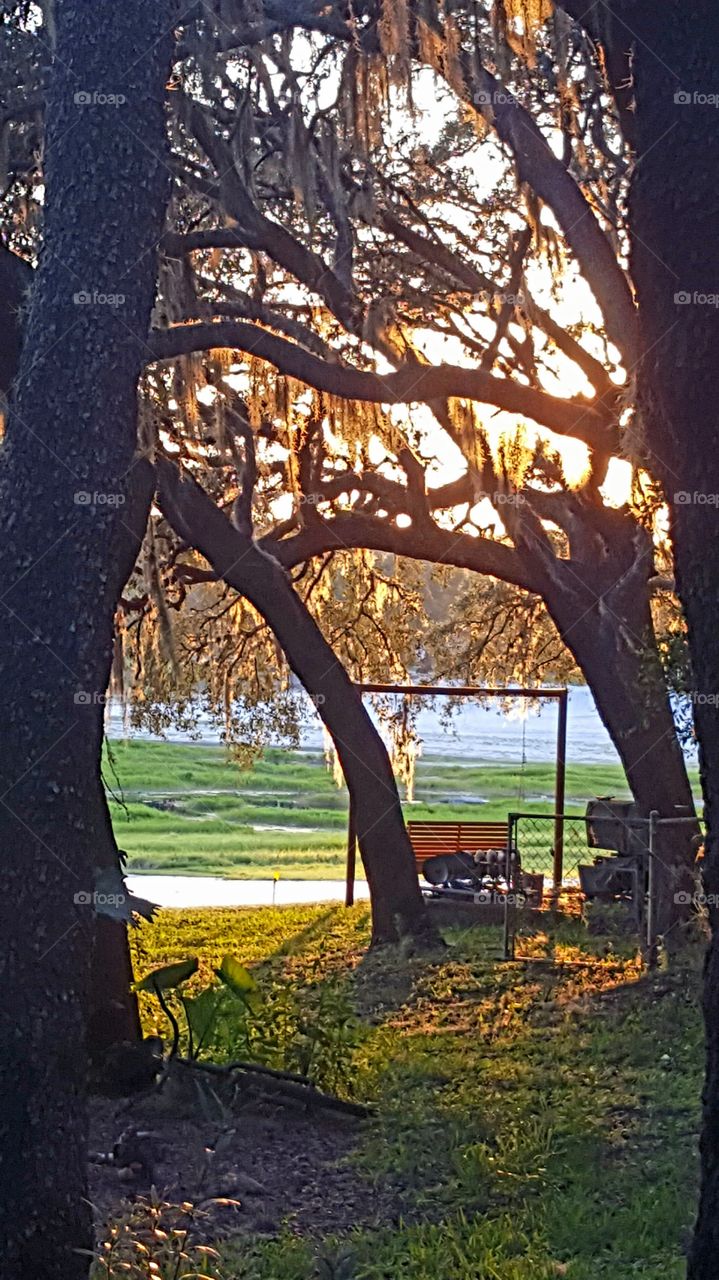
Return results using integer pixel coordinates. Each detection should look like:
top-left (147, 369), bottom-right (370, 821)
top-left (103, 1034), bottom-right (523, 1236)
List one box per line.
top-left (0, 243), bottom-right (33, 400)
top-left (87, 474), bottom-right (154, 1056)
top-left (156, 460), bottom-right (435, 946)
top-left (0, 241), bottom-right (147, 1059)
top-left (546, 569), bottom-right (697, 935)
top-left (89, 919), bottom-right (142, 1048)
top-left (550, 586), bottom-right (694, 821)
top-left (0, 5), bottom-right (173, 1276)
top-left (619, 4), bottom-right (719, 1273)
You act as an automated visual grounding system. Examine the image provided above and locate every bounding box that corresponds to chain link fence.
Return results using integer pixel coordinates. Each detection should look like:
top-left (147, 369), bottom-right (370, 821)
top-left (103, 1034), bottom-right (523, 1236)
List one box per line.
top-left (504, 811), bottom-right (704, 960)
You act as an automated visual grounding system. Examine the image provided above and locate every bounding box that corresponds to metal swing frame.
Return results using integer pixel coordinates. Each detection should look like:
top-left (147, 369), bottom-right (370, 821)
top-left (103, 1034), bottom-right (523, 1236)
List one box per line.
top-left (343, 683), bottom-right (569, 906)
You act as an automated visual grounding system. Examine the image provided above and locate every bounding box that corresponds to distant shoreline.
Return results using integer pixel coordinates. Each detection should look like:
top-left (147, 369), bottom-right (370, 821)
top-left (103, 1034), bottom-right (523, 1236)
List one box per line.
top-left (104, 738), bottom-right (701, 883)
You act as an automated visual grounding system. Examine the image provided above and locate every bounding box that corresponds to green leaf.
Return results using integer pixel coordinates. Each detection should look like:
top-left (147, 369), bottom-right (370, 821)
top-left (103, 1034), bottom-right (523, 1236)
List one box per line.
top-left (182, 987), bottom-right (220, 1055)
top-left (135, 956), bottom-right (199, 992)
top-left (216, 955), bottom-right (259, 1004)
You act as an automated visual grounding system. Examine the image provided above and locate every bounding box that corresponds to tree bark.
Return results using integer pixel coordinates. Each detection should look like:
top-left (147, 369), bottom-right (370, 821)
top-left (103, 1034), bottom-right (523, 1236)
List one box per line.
top-left (619, 4), bottom-right (719, 1272)
top-left (155, 459), bottom-right (435, 946)
top-left (87, 470), bottom-right (154, 1055)
top-left (546, 575), bottom-right (695, 819)
top-left (0, 239), bottom-right (149, 1060)
top-left (544, 568), bottom-right (697, 935)
top-left (0, 243), bottom-right (33, 400)
top-left (0, 4), bottom-right (173, 1275)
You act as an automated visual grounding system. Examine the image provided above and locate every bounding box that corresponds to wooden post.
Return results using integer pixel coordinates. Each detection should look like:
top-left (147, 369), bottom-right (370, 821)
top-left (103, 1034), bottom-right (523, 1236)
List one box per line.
top-left (345, 801), bottom-right (357, 907)
top-left (553, 689), bottom-right (568, 891)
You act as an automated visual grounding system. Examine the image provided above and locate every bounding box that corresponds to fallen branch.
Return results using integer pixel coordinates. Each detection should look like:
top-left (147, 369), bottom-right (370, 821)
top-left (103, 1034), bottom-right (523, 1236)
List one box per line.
top-left (178, 1057), bottom-right (372, 1119)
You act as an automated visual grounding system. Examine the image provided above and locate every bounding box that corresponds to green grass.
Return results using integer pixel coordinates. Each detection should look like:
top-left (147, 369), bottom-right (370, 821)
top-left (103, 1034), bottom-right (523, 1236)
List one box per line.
top-left (129, 904), bottom-right (703, 1279)
top-left (107, 739), bottom-right (699, 879)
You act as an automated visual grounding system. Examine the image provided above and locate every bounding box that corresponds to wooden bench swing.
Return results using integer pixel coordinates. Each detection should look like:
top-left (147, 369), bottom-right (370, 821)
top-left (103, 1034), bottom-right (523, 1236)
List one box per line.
top-left (406, 820), bottom-right (509, 877)
top-left (343, 683), bottom-right (568, 906)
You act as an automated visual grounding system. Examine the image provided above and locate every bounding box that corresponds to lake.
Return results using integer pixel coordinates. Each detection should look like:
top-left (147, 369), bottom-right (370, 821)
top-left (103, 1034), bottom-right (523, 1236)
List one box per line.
top-left (107, 684), bottom-right (646, 765)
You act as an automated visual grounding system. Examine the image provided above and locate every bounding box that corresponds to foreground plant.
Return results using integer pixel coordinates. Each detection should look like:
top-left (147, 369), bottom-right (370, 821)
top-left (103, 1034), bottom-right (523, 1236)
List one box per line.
top-left (91, 1194), bottom-right (225, 1280)
top-left (136, 952), bottom-right (362, 1102)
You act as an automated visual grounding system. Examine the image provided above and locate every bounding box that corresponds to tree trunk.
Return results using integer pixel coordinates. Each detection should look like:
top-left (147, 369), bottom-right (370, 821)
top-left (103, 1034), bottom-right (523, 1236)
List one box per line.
top-left (547, 584), bottom-right (695, 816)
top-left (0, 247), bottom-right (146, 1056)
top-left (87, 471), bottom-right (155, 1056)
top-left (547, 576), bottom-right (697, 935)
top-left (156, 460), bottom-right (436, 946)
top-left (89, 919), bottom-right (142, 1048)
top-left (620, 4), bottom-right (719, 1272)
top-left (0, 4), bottom-right (173, 1275)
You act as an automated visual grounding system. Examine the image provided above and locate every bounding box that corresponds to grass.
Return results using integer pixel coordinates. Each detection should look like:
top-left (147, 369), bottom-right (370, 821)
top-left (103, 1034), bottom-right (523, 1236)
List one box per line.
top-left (106, 739), bottom-right (697, 879)
top-left (129, 903), bottom-right (703, 1279)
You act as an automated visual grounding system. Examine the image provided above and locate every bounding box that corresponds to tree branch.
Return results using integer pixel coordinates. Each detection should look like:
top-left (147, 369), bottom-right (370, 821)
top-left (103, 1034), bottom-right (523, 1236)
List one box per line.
top-left (148, 322), bottom-right (617, 450)
top-left (261, 510), bottom-right (543, 594)
top-left (421, 26), bottom-right (638, 362)
top-left (186, 105), bottom-right (360, 333)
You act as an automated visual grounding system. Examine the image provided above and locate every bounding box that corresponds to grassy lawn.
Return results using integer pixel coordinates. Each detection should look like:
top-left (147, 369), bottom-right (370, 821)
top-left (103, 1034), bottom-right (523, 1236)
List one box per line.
top-left (129, 904), bottom-right (703, 1279)
top-left (107, 739), bottom-right (689, 879)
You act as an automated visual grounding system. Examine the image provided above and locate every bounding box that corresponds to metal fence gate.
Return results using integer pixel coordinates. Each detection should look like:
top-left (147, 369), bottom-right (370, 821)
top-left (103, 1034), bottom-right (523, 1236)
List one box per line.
top-left (504, 811), bottom-right (703, 960)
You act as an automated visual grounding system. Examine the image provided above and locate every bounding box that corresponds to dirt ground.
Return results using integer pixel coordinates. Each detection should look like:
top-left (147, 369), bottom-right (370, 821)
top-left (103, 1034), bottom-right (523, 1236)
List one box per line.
top-left (89, 1083), bottom-right (399, 1244)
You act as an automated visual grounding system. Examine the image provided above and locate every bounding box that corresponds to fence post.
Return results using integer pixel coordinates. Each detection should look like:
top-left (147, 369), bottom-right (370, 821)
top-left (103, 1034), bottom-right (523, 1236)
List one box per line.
top-left (647, 810), bottom-right (659, 967)
top-left (504, 814), bottom-right (516, 959)
top-left (552, 690), bottom-right (568, 891)
top-left (345, 802), bottom-right (357, 907)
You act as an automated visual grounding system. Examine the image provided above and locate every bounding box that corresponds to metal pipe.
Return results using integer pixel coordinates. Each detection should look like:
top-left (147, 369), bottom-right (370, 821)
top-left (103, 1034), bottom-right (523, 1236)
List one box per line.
top-left (355, 683), bottom-right (567, 699)
top-left (503, 815), bottom-right (515, 959)
top-left (647, 809), bottom-right (659, 967)
top-left (552, 689), bottom-right (568, 891)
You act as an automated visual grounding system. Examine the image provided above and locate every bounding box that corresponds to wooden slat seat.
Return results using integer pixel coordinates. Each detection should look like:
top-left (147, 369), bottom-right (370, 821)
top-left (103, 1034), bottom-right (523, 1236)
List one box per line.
top-left (407, 820), bottom-right (509, 876)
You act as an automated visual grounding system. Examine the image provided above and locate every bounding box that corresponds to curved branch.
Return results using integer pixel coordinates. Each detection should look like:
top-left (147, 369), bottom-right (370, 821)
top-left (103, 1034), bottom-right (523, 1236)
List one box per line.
top-left (261, 510), bottom-right (543, 595)
top-left (148, 321), bottom-right (617, 451)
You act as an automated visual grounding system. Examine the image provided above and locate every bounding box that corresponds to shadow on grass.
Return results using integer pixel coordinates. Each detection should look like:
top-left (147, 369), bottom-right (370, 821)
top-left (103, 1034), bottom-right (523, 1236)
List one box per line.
top-left (132, 902), bottom-right (702, 1279)
top-left (244, 918), bottom-right (700, 1279)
